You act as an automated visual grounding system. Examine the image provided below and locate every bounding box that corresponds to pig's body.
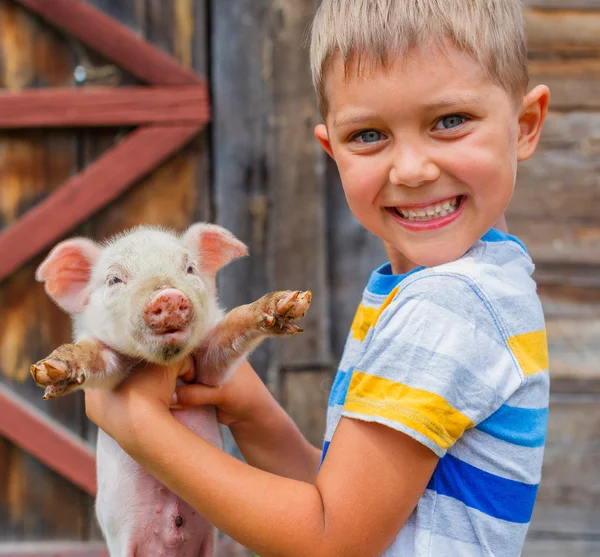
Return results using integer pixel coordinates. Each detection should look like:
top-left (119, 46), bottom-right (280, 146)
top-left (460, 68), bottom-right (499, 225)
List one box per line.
top-left (96, 408), bottom-right (221, 557)
top-left (31, 223), bottom-right (311, 557)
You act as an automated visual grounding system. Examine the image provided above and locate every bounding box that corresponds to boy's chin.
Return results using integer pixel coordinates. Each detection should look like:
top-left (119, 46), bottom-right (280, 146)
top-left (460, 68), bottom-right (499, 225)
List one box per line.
top-left (393, 236), bottom-right (476, 270)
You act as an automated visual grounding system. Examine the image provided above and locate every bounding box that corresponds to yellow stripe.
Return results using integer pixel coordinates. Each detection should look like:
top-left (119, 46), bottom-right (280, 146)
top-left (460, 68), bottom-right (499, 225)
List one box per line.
top-left (350, 287), bottom-right (400, 342)
top-left (507, 330), bottom-right (549, 376)
top-left (344, 371), bottom-right (473, 450)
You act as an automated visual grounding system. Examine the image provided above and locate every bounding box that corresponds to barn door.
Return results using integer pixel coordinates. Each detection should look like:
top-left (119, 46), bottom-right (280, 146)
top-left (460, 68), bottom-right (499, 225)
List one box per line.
top-left (0, 0), bottom-right (209, 553)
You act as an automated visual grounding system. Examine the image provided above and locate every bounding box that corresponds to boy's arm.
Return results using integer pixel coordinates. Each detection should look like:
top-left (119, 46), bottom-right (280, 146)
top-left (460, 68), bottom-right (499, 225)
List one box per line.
top-left (175, 360), bottom-right (322, 484)
top-left (121, 407), bottom-right (437, 557)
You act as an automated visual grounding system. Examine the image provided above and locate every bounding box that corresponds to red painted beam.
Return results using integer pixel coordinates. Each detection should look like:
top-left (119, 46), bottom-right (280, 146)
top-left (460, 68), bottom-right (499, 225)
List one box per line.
top-left (15, 0), bottom-right (202, 86)
top-left (0, 383), bottom-right (97, 496)
top-left (0, 124), bottom-right (201, 282)
top-left (0, 86), bottom-right (209, 128)
top-left (0, 543), bottom-right (108, 556)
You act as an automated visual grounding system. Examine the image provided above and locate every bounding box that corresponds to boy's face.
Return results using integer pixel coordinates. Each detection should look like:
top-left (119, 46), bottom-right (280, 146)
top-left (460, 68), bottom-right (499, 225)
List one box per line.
top-left (316, 43), bottom-right (548, 269)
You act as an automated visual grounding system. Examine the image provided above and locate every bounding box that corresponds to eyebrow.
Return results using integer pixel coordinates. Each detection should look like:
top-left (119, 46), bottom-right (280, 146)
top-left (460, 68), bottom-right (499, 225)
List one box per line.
top-left (422, 95), bottom-right (487, 111)
top-left (331, 95), bottom-right (487, 129)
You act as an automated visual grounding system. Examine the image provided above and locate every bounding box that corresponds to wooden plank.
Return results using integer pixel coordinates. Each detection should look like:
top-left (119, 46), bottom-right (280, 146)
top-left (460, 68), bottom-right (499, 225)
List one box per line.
top-left (0, 86), bottom-right (209, 128)
top-left (510, 110), bottom-right (600, 221)
top-left (528, 59), bottom-right (600, 110)
top-left (14, 0), bottom-right (203, 86)
top-left (212, 0), bottom-right (277, 380)
top-left (0, 124), bottom-right (201, 282)
top-left (0, 384), bottom-right (96, 495)
top-left (537, 285), bottom-right (600, 383)
top-left (521, 396), bottom-right (600, 556)
top-left (508, 220), bottom-right (600, 266)
top-left (526, 9), bottom-right (600, 57)
top-left (524, 1), bottom-right (600, 10)
top-left (0, 543), bottom-right (108, 556)
top-left (534, 395), bottom-right (600, 512)
top-left (281, 370), bottom-right (333, 447)
top-left (507, 110), bottom-right (600, 277)
top-left (267, 1), bottom-right (331, 374)
top-left (523, 540), bottom-right (600, 557)
top-left (0, 0), bottom-right (91, 541)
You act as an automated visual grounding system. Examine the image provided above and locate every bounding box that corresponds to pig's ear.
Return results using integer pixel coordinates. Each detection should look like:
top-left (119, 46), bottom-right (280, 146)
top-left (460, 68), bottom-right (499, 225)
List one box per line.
top-left (36, 238), bottom-right (101, 314)
top-left (182, 223), bottom-right (248, 276)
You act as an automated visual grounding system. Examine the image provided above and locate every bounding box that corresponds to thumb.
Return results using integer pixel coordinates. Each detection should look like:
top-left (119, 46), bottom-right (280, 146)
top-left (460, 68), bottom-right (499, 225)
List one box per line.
top-left (173, 384), bottom-right (223, 408)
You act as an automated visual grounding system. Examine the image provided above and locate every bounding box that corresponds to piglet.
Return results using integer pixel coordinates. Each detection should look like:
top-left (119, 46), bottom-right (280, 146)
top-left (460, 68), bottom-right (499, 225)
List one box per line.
top-left (30, 223), bottom-right (311, 557)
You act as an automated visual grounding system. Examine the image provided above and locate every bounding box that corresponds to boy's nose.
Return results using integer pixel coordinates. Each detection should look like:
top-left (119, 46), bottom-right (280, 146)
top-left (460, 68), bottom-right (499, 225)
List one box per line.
top-left (389, 148), bottom-right (440, 187)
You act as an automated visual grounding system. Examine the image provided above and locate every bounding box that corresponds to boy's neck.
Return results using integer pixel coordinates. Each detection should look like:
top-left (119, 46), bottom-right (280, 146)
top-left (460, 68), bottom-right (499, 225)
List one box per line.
top-left (384, 242), bottom-right (421, 275)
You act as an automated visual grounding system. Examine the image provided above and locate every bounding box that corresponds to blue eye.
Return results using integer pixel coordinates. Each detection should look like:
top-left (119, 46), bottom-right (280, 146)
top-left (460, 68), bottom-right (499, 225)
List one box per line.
top-left (435, 115), bottom-right (466, 130)
top-left (354, 130), bottom-right (385, 143)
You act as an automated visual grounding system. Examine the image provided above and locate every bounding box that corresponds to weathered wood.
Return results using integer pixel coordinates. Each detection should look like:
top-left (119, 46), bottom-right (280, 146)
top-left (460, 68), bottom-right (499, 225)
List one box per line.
top-left (281, 370), bottom-right (332, 447)
top-left (267, 1), bottom-right (331, 374)
top-left (0, 0), bottom-right (91, 541)
top-left (211, 0), bottom-right (274, 380)
top-left (0, 86), bottom-right (209, 128)
top-left (213, 0), bottom-right (332, 389)
top-left (14, 0), bottom-right (203, 86)
top-left (535, 395), bottom-right (600, 510)
top-left (0, 543), bottom-right (108, 556)
top-left (524, 1), bottom-right (600, 11)
top-left (536, 285), bottom-right (600, 382)
top-left (0, 384), bottom-right (96, 495)
top-left (0, 124), bottom-right (200, 282)
top-left (521, 395), bottom-right (600, 553)
top-left (528, 60), bottom-right (600, 110)
top-left (526, 9), bottom-right (600, 57)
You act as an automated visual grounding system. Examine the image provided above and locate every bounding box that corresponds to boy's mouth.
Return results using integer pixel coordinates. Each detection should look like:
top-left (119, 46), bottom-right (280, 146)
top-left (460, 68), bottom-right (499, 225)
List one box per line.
top-left (393, 196), bottom-right (463, 222)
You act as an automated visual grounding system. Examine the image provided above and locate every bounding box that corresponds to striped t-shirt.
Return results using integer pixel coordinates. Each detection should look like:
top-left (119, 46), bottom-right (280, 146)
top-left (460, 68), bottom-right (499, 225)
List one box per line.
top-left (321, 230), bottom-right (549, 557)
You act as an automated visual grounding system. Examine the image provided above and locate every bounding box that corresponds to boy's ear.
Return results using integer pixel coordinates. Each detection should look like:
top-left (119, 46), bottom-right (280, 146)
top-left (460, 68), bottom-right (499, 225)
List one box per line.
top-left (517, 85), bottom-right (550, 162)
top-left (182, 223), bottom-right (248, 277)
top-left (314, 124), bottom-right (335, 159)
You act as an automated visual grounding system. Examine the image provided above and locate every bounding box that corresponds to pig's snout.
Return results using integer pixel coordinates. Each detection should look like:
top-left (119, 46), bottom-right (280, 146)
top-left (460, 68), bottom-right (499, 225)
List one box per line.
top-left (144, 289), bottom-right (193, 333)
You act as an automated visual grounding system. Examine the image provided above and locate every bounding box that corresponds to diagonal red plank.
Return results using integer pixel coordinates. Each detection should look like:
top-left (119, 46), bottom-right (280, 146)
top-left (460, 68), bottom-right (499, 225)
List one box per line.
top-left (0, 124), bottom-right (201, 282)
top-left (15, 0), bottom-right (202, 86)
top-left (0, 86), bottom-right (209, 128)
top-left (0, 383), bottom-right (97, 495)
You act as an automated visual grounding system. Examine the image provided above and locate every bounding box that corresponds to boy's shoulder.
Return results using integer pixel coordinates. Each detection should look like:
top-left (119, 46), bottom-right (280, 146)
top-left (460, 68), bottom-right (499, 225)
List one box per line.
top-left (373, 230), bottom-right (546, 350)
top-left (404, 229), bottom-right (536, 298)
top-left (396, 230), bottom-right (538, 312)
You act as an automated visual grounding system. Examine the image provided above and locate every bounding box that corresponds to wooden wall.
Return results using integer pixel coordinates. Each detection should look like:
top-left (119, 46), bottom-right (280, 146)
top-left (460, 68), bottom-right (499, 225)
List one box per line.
top-left (0, 0), bottom-right (599, 555)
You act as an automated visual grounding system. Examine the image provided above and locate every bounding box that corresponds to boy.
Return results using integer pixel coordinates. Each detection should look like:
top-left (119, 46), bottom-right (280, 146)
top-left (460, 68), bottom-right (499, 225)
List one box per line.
top-left (85, 0), bottom-right (551, 555)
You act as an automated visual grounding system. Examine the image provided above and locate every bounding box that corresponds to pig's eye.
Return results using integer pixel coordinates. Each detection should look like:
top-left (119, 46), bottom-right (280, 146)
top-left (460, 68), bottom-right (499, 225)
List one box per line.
top-left (108, 276), bottom-right (123, 286)
top-left (186, 265), bottom-right (195, 275)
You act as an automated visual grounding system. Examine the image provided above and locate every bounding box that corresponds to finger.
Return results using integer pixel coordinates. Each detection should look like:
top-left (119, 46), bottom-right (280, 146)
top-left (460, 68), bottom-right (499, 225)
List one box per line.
top-left (174, 384), bottom-right (222, 407)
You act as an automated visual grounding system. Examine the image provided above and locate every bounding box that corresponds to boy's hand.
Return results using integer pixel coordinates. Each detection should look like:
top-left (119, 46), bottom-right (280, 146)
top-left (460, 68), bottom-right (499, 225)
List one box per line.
top-left (84, 357), bottom-right (194, 447)
top-left (173, 360), bottom-right (273, 429)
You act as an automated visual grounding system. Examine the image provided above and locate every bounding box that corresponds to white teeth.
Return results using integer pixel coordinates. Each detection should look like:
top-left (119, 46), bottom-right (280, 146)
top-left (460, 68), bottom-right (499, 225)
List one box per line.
top-left (395, 197), bottom-right (461, 222)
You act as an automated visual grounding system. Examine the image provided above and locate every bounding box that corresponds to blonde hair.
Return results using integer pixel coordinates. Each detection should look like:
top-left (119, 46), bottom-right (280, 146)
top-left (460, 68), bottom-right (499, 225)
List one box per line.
top-left (310, 0), bottom-right (529, 114)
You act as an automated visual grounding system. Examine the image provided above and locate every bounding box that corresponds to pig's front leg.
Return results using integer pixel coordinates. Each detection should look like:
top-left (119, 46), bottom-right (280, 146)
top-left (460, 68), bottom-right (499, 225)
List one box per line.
top-left (195, 290), bottom-right (312, 386)
top-left (30, 340), bottom-right (134, 400)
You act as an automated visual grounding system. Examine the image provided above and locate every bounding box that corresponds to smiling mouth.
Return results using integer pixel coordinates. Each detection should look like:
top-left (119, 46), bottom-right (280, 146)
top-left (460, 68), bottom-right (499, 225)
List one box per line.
top-left (393, 196), bottom-right (463, 222)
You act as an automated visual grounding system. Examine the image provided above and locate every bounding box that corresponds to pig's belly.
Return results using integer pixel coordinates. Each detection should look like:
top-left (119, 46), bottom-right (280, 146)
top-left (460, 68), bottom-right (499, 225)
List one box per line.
top-left (95, 406), bottom-right (222, 557)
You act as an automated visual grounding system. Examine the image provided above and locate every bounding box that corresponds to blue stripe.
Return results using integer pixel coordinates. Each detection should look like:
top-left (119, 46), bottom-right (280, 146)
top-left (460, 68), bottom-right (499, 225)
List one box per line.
top-left (328, 368), bottom-right (354, 407)
top-left (477, 405), bottom-right (548, 448)
top-left (319, 441), bottom-right (330, 469)
top-left (481, 228), bottom-right (528, 253)
top-left (366, 263), bottom-right (424, 296)
top-left (427, 454), bottom-right (538, 524)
